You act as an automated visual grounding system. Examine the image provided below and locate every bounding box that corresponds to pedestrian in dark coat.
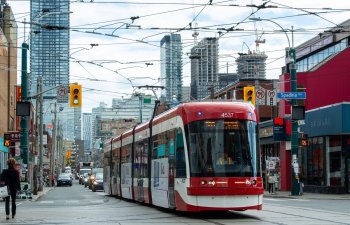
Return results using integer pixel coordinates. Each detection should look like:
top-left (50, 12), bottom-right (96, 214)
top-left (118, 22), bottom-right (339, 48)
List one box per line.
top-left (1, 158), bottom-right (21, 220)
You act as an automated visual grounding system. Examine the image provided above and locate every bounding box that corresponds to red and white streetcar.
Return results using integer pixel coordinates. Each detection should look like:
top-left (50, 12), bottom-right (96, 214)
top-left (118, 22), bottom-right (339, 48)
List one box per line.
top-left (103, 101), bottom-right (263, 211)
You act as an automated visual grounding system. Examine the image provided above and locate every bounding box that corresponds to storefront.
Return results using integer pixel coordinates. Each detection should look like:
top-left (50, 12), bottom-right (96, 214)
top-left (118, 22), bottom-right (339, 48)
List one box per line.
top-left (259, 120), bottom-right (280, 190)
top-left (278, 20), bottom-right (350, 193)
top-left (299, 103), bottom-right (350, 193)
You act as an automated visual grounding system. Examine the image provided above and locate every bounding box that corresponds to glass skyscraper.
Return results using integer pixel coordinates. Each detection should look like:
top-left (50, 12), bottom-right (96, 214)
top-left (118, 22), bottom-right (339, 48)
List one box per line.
top-left (160, 34), bottom-right (183, 102)
top-left (30, 0), bottom-right (77, 140)
top-left (190, 37), bottom-right (219, 100)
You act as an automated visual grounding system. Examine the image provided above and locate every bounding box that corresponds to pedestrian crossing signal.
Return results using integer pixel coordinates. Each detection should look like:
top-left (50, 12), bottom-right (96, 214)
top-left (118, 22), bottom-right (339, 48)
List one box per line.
top-left (4, 140), bottom-right (10, 147)
top-left (70, 84), bottom-right (82, 107)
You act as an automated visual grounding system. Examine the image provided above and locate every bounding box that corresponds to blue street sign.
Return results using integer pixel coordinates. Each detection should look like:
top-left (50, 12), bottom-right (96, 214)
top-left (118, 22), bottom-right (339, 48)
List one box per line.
top-left (277, 92), bottom-right (306, 99)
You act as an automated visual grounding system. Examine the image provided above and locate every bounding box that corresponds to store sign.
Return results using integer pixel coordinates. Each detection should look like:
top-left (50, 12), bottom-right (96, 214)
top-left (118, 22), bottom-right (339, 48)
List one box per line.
top-left (273, 118), bottom-right (285, 141)
top-left (259, 126), bottom-right (273, 138)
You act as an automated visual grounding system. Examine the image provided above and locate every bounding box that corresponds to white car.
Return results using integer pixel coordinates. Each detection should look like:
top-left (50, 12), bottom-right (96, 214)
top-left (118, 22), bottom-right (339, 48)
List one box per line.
top-left (63, 171), bottom-right (73, 181)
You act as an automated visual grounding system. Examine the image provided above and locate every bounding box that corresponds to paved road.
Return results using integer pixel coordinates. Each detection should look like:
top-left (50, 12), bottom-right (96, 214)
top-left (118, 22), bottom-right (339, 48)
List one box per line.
top-left (0, 180), bottom-right (349, 224)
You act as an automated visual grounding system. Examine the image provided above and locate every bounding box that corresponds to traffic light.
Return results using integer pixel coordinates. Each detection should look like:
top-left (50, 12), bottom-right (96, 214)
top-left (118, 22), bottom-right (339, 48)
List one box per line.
top-left (70, 84), bottom-right (82, 107)
top-left (243, 86), bottom-right (255, 105)
top-left (4, 133), bottom-right (10, 147)
top-left (300, 133), bottom-right (309, 146)
top-left (66, 150), bottom-right (72, 159)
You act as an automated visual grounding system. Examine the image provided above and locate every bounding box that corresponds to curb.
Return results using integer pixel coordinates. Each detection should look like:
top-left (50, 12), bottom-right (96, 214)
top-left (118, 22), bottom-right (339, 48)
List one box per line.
top-left (31, 187), bottom-right (53, 202)
top-left (264, 193), bottom-right (350, 200)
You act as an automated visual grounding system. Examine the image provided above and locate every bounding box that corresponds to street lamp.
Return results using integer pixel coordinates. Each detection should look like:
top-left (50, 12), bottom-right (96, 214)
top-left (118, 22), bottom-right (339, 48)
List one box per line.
top-left (249, 17), bottom-right (299, 196)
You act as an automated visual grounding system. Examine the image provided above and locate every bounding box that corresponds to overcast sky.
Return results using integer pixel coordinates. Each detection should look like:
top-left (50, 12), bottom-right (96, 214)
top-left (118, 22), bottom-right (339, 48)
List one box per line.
top-left (7, 0), bottom-right (350, 112)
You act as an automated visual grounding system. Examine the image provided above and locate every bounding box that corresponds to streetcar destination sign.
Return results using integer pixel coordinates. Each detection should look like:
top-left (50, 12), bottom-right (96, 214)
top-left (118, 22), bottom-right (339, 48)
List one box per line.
top-left (277, 92), bottom-right (306, 99)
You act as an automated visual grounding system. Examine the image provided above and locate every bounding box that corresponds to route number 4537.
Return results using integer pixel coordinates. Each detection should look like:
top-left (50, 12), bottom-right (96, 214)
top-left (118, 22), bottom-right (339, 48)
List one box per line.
top-left (221, 112), bottom-right (234, 118)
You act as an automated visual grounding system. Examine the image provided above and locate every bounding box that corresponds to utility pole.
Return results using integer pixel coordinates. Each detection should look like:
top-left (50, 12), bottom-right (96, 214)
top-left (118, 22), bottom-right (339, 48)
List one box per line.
top-left (50, 102), bottom-right (57, 187)
top-left (34, 78), bottom-right (40, 195)
top-left (38, 76), bottom-right (43, 191)
top-left (20, 41), bottom-right (29, 182)
top-left (249, 17), bottom-right (300, 196)
top-left (289, 48), bottom-right (299, 196)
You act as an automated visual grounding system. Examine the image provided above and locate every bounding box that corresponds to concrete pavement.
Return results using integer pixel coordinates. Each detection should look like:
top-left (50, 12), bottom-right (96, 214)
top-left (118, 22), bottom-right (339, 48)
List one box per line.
top-left (264, 190), bottom-right (350, 200)
top-left (18, 186), bottom-right (350, 202)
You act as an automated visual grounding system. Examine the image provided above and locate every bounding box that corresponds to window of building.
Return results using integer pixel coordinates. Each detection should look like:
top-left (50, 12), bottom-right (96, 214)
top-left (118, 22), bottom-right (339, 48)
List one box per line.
top-left (306, 137), bottom-right (325, 185)
top-left (296, 38), bottom-right (348, 72)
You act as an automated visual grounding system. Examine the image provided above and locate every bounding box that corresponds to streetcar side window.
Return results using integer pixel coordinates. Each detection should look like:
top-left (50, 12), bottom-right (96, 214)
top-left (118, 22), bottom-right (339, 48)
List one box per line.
top-left (176, 129), bottom-right (186, 178)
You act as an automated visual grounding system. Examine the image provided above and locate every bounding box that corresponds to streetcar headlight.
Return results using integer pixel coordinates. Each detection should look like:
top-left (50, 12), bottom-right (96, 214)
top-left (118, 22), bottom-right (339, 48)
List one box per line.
top-left (251, 180), bottom-right (257, 185)
top-left (201, 180), bottom-right (206, 186)
top-left (208, 180), bottom-right (215, 186)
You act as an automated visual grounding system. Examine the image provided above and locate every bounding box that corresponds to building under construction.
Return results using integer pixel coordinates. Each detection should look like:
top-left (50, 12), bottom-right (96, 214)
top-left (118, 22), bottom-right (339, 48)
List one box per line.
top-left (236, 51), bottom-right (267, 80)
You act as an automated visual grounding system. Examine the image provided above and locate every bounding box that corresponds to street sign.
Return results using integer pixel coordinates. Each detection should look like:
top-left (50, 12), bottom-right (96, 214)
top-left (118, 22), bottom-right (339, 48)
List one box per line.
top-left (255, 87), bottom-right (266, 105)
top-left (57, 85), bottom-right (69, 103)
top-left (143, 98), bottom-right (151, 104)
top-left (267, 90), bottom-right (277, 106)
top-left (277, 92), bottom-right (306, 99)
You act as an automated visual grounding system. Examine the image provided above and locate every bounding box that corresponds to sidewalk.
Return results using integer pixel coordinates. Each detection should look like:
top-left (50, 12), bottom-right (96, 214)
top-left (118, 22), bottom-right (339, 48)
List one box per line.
top-left (264, 190), bottom-right (350, 200)
top-left (30, 187), bottom-right (53, 201)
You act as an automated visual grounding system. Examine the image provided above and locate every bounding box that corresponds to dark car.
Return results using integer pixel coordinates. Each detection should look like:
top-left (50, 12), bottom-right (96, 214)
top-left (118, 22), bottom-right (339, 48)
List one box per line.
top-left (57, 173), bottom-right (72, 187)
top-left (88, 168), bottom-right (103, 189)
top-left (92, 173), bottom-right (103, 192)
top-left (78, 168), bottom-right (91, 184)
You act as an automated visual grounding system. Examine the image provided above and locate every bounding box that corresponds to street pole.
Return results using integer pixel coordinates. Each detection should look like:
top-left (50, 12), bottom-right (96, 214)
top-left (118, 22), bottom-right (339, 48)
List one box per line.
top-left (289, 49), bottom-right (299, 196)
top-left (50, 102), bottom-right (57, 187)
top-left (20, 42), bottom-right (29, 182)
top-left (38, 76), bottom-right (43, 191)
top-left (249, 17), bottom-right (299, 196)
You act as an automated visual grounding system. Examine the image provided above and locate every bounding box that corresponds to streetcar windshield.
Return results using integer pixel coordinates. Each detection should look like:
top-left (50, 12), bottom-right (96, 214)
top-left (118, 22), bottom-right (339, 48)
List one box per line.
top-left (186, 119), bottom-right (260, 177)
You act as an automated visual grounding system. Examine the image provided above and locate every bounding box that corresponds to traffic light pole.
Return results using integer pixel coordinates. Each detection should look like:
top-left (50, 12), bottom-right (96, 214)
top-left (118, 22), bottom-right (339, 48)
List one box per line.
top-left (248, 17), bottom-right (300, 195)
top-left (289, 49), bottom-right (300, 196)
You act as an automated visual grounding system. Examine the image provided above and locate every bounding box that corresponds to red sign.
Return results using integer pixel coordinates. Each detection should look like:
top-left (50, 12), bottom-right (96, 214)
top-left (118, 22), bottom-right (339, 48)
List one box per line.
top-left (16, 86), bottom-right (21, 102)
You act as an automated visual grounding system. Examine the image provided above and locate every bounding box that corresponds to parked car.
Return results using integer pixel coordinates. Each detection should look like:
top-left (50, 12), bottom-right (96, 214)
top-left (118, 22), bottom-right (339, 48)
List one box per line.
top-left (57, 173), bottom-right (72, 187)
top-left (92, 173), bottom-right (104, 192)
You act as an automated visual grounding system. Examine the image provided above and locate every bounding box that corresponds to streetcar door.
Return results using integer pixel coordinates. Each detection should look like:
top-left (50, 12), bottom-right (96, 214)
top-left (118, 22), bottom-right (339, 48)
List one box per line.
top-left (137, 142), bottom-right (147, 202)
top-left (168, 130), bottom-right (176, 208)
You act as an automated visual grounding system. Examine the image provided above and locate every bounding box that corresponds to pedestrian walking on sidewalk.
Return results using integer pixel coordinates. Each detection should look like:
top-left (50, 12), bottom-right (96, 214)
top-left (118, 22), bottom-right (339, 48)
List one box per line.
top-left (268, 173), bottom-right (275, 193)
top-left (0, 158), bottom-right (21, 220)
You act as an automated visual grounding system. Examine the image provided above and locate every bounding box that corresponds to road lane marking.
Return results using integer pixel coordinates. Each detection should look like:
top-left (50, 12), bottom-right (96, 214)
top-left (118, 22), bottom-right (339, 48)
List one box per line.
top-left (66, 200), bottom-right (79, 204)
top-left (39, 201), bottom-right (54, 204)
top-left (264, 198), bottom-right (284, 201)
top-left (89, 200), bottom-right (104, 204)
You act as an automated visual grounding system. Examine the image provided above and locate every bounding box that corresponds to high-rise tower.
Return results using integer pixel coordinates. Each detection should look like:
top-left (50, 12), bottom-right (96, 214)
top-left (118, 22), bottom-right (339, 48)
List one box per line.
top-left (160, 34), bottom-right (183, 102)
top-left (30, 1), bottom-right (76, 140)
top-left (190, 37), bottom-right (219, 100)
